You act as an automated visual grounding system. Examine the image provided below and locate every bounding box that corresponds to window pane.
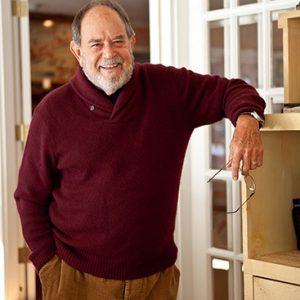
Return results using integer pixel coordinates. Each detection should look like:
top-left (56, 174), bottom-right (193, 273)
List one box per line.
top-left (239, 0), bottom-right (257, 5)
top-left (209, 0), bottom-right (223, 11)
top-left (239, 18), bottom-right (258, 87)
top-left (209, 23), bottom-right (224, 76)
top-left (212, 180), bottom-right (228, 249)
top-left (211, 258), bottom-right (229, 300)
top-left (271, 13), bottom-right (283, 87)
top-left (211, 120), bottom-right (225, 170)
top-left (211, 259), bottom-right (244, 300)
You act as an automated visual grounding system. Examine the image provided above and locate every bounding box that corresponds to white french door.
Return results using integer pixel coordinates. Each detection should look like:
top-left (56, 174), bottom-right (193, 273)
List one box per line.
top-left (150, 0), bottom-right (296, 299)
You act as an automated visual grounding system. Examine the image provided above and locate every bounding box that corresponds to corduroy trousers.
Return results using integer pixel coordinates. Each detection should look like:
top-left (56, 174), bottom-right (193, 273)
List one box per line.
top-left (38, 256), bottom-right (180, 300)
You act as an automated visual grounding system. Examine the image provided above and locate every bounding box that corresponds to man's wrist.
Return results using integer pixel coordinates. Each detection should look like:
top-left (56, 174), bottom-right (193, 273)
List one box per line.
top-left (239, 111), bottom-right (264, 128)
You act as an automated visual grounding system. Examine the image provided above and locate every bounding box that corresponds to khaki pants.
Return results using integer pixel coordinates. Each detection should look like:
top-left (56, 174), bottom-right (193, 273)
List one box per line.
top-left (38, 256), bottom-right (180, 300)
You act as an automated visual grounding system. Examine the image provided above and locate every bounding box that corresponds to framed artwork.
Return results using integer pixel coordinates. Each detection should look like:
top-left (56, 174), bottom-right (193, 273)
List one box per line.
top-left (30, 15), bottom-right (78, 85)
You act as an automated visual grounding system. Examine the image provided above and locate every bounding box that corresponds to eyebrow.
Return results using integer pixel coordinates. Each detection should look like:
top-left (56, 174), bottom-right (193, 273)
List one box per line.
top-left (88, 38), bottom-right (102, 44)
top-left (88, 34), bottom-right (126, 44)
top-left (112, 35), bottom-right (126, 40)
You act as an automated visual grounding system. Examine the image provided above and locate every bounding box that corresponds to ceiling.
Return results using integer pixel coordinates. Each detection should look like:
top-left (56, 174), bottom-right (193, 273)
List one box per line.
top-left (29, 0), bottom-right (149, 25)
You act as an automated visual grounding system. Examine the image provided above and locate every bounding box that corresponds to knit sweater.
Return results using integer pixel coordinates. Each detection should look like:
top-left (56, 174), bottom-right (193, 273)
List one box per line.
top-left (14, 64), bottom-right (265, 280)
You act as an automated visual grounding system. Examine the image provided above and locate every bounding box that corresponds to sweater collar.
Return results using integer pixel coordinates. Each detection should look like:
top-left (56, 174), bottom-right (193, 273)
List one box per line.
top-left (70, 65), bottom-right (139, 117)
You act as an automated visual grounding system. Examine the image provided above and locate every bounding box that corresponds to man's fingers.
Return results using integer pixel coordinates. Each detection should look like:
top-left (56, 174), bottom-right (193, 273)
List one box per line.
top-left (231, 157), bottom-right (242, 180)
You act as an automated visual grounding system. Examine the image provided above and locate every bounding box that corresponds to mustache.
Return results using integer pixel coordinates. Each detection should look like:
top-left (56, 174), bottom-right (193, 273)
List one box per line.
top-left (97, 56), bottom-right (124, 68)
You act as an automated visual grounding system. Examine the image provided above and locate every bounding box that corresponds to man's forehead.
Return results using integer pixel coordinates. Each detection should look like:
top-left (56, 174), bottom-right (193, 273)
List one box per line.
top-left (82, 6), bottom-right (123, 26)
top-left (81, 6), bottom-right (127, 35)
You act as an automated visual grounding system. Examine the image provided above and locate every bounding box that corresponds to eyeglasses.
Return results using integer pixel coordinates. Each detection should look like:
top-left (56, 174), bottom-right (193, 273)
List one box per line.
top-left (207, 161), bottom-right (256, 214)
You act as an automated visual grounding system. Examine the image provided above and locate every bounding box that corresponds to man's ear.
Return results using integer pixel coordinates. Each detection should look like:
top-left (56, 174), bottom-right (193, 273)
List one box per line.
top-left (130, 36), bottom-right (136, 50)
top-left (70, 41), bottom-right (82, 65)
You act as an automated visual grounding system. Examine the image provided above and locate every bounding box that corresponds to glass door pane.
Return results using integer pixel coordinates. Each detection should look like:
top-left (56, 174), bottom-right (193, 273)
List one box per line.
top-left (212, 180), bottom-right (229, 249)
top-left (211, 258), bottom-right (244, 300)
top-left (239, 16), bottom-right (258, 87)
top-left (211, 120), bottom-right (226, 170)
top-left (211, 258), bottom-right (230, 300)
top-left (271, 12), bottom-right (284, 88)
top-left (209, 22), bottom-right (224, 76)
top-left (209, 0), bottom-right (223, 11)
top-left (210, 21), bottom-right (226, 174)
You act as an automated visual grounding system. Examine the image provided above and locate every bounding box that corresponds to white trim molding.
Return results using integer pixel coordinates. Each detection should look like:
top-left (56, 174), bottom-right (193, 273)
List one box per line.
top-left (0, 0), bottom-right (26, 298)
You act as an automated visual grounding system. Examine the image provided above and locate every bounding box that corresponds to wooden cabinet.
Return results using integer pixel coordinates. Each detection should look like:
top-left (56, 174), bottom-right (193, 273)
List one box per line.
top-left (253, 277), bottom-right (300, 300)
top-left (243, 114), bottom-right (300, 300)
top-left (244, 8), bottom-right (300, 298)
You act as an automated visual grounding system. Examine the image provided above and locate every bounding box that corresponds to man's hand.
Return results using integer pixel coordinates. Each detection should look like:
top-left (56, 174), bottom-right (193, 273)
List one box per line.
top-left (228, 114), bottom-right (264, 180)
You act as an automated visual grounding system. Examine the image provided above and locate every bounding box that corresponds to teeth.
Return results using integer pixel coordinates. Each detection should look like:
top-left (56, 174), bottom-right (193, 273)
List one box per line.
top-left (102, 64), bottom-right (118, 69)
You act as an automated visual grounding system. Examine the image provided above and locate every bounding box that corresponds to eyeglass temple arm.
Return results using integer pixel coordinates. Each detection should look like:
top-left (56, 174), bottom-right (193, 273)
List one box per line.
top-left (226, 191), bottom-right (255, 214)
top-left (207, 159), bottom-right (233, 183)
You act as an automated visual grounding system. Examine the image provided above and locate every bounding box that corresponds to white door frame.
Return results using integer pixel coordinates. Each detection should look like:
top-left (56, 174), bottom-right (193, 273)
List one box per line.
top-left (0, 0), bottom-right (32, 298)
top-left (0, 0), bottom-right (24, 297)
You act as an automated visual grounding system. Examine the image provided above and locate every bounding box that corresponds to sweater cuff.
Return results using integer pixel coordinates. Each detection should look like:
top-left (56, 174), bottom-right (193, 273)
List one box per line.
top-left (29, 244), bottom-right (56, 272)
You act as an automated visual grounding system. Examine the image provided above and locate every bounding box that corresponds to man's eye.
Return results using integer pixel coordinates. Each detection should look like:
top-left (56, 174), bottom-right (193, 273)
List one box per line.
top-left (113, 39), bottom-right (124, 44)
top-left (91, 43), bottom-right (102, 48)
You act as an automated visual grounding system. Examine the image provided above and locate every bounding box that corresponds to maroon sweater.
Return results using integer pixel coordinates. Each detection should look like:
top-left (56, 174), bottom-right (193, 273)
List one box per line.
top-left (15, 64), bottom-right (265, 279)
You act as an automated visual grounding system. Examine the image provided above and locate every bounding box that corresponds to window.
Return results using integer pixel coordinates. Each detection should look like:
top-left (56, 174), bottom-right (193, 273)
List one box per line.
top-left (209, 0), bottom-right (223, 12)
top-left (209, 22), bottom-right (225, 76)
top-left (239, 15), bottom-right (259, 87)
top-left (189, 0), bottom-right (296, 299)
top-left (272, 10), bottom-right (285, 88)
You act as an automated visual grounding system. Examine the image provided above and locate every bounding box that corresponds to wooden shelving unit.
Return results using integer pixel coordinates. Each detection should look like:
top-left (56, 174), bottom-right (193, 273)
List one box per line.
top-left (243, 113), bottom-right (300, 299)
top-left (243, 7), bottom-right (300, 298)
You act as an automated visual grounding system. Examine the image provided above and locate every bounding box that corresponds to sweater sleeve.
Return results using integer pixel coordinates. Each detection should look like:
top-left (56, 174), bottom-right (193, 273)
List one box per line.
top-left (14, 108), bottom-right (58, 271)
top-left (188, 74), bottom-right (265, 128)
top-left (162, 66), bottom-right (266, 128)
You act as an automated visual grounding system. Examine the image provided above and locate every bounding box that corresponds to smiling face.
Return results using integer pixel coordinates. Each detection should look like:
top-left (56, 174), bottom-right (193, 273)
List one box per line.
top-left (70, 5), bottom-right (136, 95)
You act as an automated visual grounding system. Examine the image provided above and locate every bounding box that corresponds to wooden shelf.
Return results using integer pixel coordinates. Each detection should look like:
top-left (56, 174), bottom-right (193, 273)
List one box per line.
top-left (245, 251), bottom-right (300, 286)
top-left (257, 250), bottom-right (300, 268)
top-left (243, 129), bottom-right (300, 258)
top-left (263, 113), bottom-right (300, 131)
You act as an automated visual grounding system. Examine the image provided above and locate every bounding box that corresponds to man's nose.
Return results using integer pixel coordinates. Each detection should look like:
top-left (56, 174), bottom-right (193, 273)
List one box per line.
top-left (102, 42), bottom-right (114, 58)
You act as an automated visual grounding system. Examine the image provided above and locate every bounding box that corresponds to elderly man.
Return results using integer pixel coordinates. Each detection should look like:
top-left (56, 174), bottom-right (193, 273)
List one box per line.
top-left (15, 0), bottom-right (265, 299)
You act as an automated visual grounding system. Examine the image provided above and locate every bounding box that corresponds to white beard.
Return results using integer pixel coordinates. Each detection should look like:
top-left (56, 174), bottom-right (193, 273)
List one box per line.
top-left (81, 56), bottom-right (134, 96)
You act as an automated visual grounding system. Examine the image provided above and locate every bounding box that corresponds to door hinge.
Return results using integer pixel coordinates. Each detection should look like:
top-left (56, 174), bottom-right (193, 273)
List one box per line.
top-left (18, 246), bottom-right (30, 264)
top-left (16, 124), bottom-right (29, 142)
top-left (12, 0), bottom-right (28, 17)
